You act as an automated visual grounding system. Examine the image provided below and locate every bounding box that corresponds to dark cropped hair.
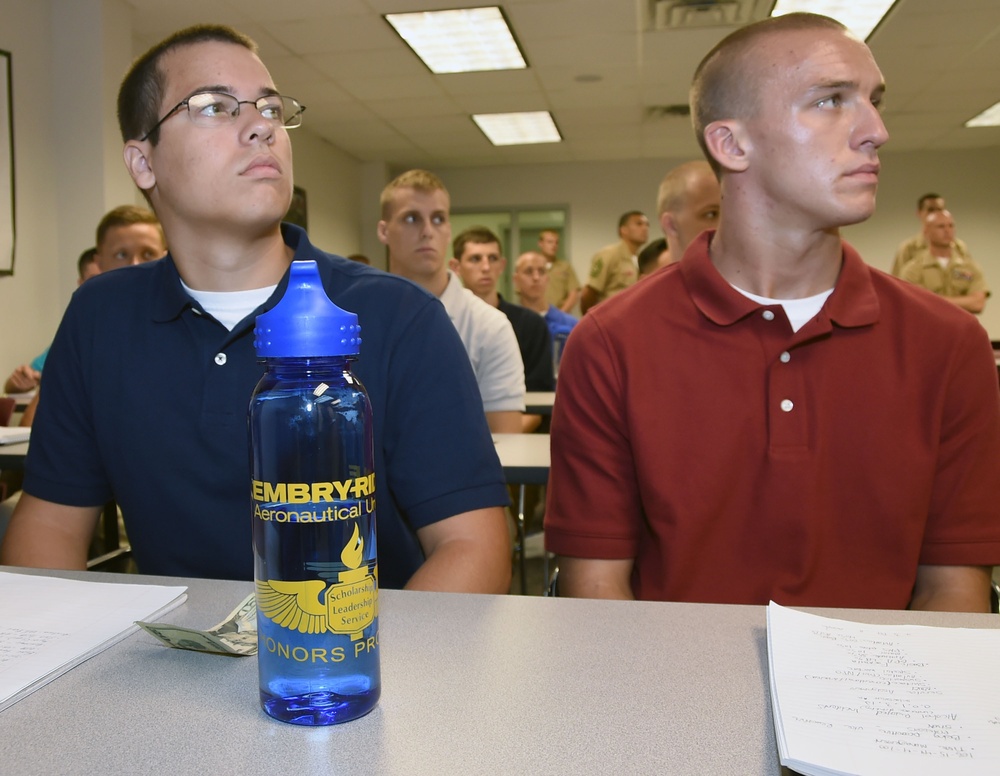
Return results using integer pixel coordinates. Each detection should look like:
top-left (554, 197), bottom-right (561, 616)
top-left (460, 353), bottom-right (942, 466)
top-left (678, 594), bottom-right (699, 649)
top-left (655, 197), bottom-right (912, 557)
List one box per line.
top-left (618, 211), bottom-right (646, 230)
top-left (453, 226), bottom-right (501, 260)
top-left (76, 247), bottom-right (97, 279)
top-left (118, 24), bottom-right (258, 145)
top-left (917, 193), bottom-right (943, 210)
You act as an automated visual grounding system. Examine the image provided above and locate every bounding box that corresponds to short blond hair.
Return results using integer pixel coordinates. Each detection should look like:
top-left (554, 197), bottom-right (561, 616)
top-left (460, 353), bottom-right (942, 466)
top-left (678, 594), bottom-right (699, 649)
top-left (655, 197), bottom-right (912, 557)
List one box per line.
top-left (690, 13), bottom-right (847, 175)
top-left (656, 160), bottom-right (715, 218)
top-left (380, 169), bottom-right (448, 219)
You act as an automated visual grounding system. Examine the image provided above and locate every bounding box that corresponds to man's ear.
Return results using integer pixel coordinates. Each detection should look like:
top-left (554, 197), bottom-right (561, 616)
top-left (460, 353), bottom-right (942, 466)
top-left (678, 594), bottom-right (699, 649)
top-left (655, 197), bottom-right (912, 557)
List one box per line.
top-left (660, 212), bottom-right (677, 242)
top-left (123, 141), bottom-right (156, 192)
top-left (704, 119), bottom-right (750, 174)
top-left (448, 258), bottom-right (460, 272)
top-left (376, 220), bottom-right (388, 246)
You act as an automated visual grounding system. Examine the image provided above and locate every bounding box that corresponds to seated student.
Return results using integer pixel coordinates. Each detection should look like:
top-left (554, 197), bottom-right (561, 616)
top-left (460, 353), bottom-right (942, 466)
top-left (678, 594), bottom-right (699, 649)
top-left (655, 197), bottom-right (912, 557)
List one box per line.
top-left (451, 227), bottom-right (554, 433)
top-left (1, 25), bottom-right (511, 593)
top-left (544, 13), bottom-right (1000, 612)
top-left (511, 251), bottom-right (578, 339)
top-left (380, 170), bottom-right (526, 434)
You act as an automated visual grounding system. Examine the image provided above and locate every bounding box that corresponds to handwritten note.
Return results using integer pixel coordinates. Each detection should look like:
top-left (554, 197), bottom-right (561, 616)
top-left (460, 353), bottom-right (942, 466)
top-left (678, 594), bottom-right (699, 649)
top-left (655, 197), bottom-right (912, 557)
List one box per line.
top-left (0, 571), bottom-right (186, 713)
top-left (767, 602), bottom-right (1000, 776)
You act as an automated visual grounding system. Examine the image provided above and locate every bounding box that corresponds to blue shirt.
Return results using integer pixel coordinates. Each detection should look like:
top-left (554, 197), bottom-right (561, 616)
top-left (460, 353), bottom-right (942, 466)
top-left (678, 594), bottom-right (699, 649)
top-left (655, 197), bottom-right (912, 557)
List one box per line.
top-left (544, 305), bottom-right (578, 340)
top-left (25, 224), bottom-right (508, 586)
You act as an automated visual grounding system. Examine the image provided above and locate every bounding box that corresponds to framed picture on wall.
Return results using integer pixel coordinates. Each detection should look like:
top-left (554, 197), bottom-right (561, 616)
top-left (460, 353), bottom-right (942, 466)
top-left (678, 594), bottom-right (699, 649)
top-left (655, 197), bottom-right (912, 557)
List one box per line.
top-left (285, 185), bottom-right (308, 230)
top-left (0, 49), bottom-right (14, 276)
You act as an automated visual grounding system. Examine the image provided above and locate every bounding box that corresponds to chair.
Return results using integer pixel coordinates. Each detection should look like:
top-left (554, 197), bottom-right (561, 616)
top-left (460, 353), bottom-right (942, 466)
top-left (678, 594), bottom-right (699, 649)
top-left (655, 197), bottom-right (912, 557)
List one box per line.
top-left (0, 396), bottom-right (14, 426)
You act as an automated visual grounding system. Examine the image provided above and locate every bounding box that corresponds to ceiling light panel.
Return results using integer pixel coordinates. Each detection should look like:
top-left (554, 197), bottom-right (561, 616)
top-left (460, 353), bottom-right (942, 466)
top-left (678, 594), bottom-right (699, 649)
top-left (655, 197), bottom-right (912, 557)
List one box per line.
top-left (771, 1), bottom-right (897, 41)
top-left (384, 7), bottom-right (527, 74)
top-left (472, 112), bottom-right (561, 146)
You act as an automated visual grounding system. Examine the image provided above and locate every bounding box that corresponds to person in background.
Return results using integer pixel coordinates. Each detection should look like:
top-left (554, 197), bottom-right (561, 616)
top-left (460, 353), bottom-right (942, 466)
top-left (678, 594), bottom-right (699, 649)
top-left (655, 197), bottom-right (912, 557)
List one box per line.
top-left (380, 170), bottom-right (525, 435)
top-left (899, 209), bottom-right (989, 314)
top-left (657, 160), bottom-right (721, 259)
top-left (346, 253), bottom-right (370, 265)
top-left (513, 251), bottom-right (578, 341)
top-left (545, 12), bottom-right (1000, 611)
top-left (2, 26), bottom-right (511, 593)
top-left (890, 193), bottom-right (968, 276)
top-left (538, 229), bottom-right (579, 314)
top-left (451, 227), bottom-right (553, 432)
top-left (92, 205), bottom-right (167, 273)
top-left (637, 238), bottom-right (670, 278)
top-left (3, 247), bottom-right (102, 394)
top-left (580, 211), bottom-right (649, 314)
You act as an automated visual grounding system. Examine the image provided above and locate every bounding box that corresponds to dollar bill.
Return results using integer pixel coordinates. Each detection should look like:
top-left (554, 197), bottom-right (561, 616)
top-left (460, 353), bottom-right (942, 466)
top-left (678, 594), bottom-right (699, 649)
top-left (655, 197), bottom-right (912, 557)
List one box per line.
top-left (136, 593), bottom-right (258, 656)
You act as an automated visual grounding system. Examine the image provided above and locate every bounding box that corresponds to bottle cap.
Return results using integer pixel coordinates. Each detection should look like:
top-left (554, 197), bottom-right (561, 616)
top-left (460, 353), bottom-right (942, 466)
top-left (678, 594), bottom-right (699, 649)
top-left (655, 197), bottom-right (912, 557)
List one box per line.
top-left (254, 260), bottom-right (361, 357)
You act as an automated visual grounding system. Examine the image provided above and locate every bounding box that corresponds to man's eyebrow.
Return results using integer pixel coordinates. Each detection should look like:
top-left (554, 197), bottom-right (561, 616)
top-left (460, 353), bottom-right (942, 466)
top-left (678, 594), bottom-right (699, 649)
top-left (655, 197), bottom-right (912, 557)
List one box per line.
top-left (184, 85), bottom-right (281, 98)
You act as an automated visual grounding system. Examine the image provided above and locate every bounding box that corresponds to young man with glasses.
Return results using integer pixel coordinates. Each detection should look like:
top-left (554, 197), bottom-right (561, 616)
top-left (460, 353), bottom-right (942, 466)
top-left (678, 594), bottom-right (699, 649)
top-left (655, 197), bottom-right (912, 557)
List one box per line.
top-left (1, 25), bottom-right (511, 593)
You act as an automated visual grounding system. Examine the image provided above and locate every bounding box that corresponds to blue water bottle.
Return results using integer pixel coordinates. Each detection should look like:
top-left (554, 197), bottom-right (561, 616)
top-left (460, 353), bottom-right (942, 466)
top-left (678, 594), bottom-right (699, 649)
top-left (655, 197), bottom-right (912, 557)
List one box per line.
top-left (249, 259), bottom-right (380, 726)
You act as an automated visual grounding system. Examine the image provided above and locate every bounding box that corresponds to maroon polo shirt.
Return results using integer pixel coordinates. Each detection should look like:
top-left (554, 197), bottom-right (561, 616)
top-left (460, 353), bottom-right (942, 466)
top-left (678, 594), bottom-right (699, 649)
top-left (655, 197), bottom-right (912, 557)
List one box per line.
top-left (545, 231), bottom-right (1000, 607)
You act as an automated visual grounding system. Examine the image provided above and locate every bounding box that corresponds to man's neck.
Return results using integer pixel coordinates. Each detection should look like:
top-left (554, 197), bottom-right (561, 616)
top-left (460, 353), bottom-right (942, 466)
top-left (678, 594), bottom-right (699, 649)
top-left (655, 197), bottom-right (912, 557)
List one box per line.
top-left (393, 262), bottom-right (449, 298)
top-left (710, 220), bottom-right (843, 299)
top-left (477, 289), bottom-right (500, 307)
top-left (519, 296), bottom-right (547, 314)
top-left (166, 222), bottom-right (292, 292)
top-left (930, 243), bottom-right (953, 260)
top-left (622, 238), bottom-right (641, 254)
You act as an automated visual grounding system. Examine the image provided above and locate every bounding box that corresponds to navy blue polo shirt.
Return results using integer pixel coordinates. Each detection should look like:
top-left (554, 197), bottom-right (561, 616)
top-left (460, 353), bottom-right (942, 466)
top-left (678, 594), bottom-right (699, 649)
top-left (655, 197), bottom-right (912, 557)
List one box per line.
top-left (24, 224), bottom-right (508, 586)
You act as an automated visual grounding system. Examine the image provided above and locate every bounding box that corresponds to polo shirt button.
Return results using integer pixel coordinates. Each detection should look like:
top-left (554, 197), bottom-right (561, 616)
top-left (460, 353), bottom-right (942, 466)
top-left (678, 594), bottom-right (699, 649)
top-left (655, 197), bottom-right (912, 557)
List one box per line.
top-left (780, 399), bottom-right (794, 412)
top-left (762, 310), bottom-right (775, 321)
top-left (214, 353), bottom-right (227, 366)
top-left (780, 351), bottom-right (791, 363)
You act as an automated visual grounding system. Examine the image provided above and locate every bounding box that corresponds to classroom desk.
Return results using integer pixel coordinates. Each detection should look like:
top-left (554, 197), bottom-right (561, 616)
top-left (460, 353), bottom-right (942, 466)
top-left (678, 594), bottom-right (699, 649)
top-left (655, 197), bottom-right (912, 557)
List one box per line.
top-left (0, 439), bottom-right (28, 469)
top-left (2, 567), bottom-right (996, 775)
top-left (524, 390), bottom-right (556, 415)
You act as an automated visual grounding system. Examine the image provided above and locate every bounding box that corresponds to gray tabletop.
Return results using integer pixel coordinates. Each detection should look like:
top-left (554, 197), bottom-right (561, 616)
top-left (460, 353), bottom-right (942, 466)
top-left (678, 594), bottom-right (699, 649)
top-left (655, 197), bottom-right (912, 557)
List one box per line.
top-left (2, 567), bottom-right (996, 775)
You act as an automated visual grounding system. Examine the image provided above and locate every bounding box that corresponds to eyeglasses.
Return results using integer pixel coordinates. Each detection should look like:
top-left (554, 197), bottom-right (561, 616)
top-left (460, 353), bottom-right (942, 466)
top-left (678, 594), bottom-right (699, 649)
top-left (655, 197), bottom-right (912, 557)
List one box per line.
top-left (140, 91), bottom-right (306, 142)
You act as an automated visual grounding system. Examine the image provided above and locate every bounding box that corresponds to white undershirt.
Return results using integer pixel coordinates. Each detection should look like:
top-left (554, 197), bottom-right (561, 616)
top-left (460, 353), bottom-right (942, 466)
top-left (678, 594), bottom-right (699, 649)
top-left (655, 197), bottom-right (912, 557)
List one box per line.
top-left (181, 280), bottom-right (277, 331)
top-left (730, 285), bottom-right (834, 333)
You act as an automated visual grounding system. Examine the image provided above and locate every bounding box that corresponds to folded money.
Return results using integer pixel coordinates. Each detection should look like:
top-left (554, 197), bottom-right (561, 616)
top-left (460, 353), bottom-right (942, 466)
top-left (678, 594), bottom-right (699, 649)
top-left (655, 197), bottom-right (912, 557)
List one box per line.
top-left (136, 593), bottom-right (257, 656)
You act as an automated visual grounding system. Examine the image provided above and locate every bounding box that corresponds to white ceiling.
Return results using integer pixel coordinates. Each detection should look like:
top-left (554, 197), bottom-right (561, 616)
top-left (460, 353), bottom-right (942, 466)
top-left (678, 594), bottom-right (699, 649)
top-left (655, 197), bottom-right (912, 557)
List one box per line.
top-left (124, 0), bottom-right (1000, 168)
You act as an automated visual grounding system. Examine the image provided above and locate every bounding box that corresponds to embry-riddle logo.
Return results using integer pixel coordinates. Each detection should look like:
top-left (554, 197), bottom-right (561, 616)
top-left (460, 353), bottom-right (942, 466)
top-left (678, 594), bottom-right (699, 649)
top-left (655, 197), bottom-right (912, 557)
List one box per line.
top-left (256, 524), bottom-right (377, 641)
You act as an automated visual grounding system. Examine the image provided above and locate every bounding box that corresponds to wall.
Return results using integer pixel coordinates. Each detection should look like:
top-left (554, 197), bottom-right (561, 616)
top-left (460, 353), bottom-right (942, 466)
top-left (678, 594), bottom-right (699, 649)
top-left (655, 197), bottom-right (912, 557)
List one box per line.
top-left (437, 147), bottom-right (1000, 338)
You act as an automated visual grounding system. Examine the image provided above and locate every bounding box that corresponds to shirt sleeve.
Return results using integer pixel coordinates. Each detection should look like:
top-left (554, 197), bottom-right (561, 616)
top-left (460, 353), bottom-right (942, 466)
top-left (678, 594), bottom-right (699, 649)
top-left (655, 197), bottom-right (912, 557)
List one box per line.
top-left (919, 318), bottom-right (1000, 565)
top-left (382, 298), bottom-right (510, 527)
top-left (587, 249), bottom-right (610, 293)
top-left (544, 313), bottom-right (642, 559)
top-left (477, 316), bottom-right (526, 413)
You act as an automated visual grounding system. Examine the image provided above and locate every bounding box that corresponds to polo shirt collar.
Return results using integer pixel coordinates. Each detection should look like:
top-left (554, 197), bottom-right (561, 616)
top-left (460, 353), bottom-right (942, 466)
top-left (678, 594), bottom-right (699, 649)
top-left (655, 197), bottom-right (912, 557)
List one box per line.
top-left (150, 223), bottom-right (313, 324)
top-left (680, 230), bottom-right (880, 331)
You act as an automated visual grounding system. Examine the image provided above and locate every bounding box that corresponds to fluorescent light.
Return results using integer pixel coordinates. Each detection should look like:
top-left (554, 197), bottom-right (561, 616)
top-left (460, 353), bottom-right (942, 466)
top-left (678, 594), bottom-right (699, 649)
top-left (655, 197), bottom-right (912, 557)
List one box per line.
top-left (384, 7), bottom-right (526, 74)
top-left (473, 112), bottom-right (561, 146)
top-left (966, 101), bottom-right (1000, 127)
top-left (771, 1), bottom-right (896, 41)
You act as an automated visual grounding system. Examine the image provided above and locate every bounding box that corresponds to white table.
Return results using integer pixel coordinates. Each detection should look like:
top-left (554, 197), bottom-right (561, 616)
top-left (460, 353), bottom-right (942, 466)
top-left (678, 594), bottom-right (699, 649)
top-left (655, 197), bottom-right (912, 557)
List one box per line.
top-left (524, 390), bottom-right (556, 415)
top-left (2, 567), bottom-right (996, 775)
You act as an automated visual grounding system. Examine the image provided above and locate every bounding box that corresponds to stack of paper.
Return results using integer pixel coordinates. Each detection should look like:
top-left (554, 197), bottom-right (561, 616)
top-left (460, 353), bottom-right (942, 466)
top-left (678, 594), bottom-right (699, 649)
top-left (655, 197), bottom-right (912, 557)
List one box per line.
top-left (0, 571), bottom-right (187, 712)
top-left (767, 601), bottom-right (1000, 775)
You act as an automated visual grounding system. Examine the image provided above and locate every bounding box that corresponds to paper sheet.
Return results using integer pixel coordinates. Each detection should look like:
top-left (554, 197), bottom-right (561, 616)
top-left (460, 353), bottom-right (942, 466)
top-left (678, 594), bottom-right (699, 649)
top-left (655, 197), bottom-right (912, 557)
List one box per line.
top-left (767, 602), bottom-right (1000, 776)
top-left (0, 571), bottom-right (187, 712)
